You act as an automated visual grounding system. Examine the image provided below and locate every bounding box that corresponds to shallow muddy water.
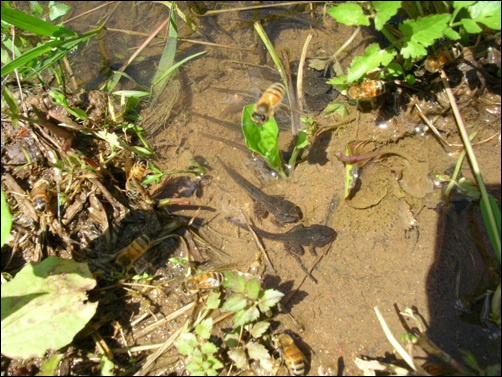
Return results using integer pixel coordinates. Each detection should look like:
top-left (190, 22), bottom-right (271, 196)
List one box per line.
top-left (4, 2), bottom-right (501, 375)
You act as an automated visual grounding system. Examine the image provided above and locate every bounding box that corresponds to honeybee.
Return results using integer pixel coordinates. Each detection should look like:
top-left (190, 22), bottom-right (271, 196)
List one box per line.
top-left (183, 272), bottom-right (225, 294)
top-left (424, 44), bottom-right (462, 73)
top-left (114, 232), bottom-right (176, 272)
top-left (125, 160), bottom-right (147, 199)
top-left (31, 178), bottom-right (51, 211)
top-left (273, 333), bottom-right (307, 376)
top-left (347, 80), bottom-right (386, 101)
top-left (252, 82), bottom-right (286, 125)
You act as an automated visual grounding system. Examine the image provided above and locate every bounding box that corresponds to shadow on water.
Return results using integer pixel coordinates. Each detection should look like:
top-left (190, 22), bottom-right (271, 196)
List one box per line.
top-left (426, 183), bottom-right (501, 370)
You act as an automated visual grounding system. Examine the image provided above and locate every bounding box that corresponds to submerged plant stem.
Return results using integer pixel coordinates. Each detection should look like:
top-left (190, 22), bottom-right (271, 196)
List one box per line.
top-left (440, 69), bottom-right (501, 262)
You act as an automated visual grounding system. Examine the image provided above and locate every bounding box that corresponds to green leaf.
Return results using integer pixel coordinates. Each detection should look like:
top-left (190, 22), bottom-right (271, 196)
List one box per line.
top-left (249, 321), bottom-right (270, 338)
top-left (1, 85), bottom-right (20, 127)
top-left (224, 330), bottom-right (240, 348)
top-left (223, 271), bottom-right (246, 293)
top-left (323, 102), bottom-right (349, 118)
top-left (399, 14), bottom-right (450, 59)
top-left (468, 1), bottom-right (501, 30)
top-left (234, 306), bottom-right (260, 327)
top-left (385, 62), bottom-right (404, 78)
top-left (39, 354), bottom-right (64, 376)
top-left (205, 291), bottom-right (221, 310)
top-left (461, 18), bottom-right (483, 33)
top-left (66, 107), bottom-right (88, 120)
top-left (327, 75), bottom-right (348, 87)
top-left (257, 289), bottom-right (284, 312)
top-left (206, 355), bottom-right (224, 371)
top-left (245, 279), bottom-right (261, 300)
top-left (241, 104), bottom-right (285, 178)
top-left (99, 355), bottom-right (115, 376)
top-left (1, 7), bottom-right (77, 37)
top-left (295, 131), bottom-right (309, 149)
top-left (49, 1), bottom-right (71, 22)
top-left (443, 27), bottom-right (461, 40)
top-left (228, 348), bottom-right (247, 369)
top-left (1, 33), bottom-right (96, 78)
top-left (327, 3), bottom-right (370, 26)
top-left (196, 318), bottom-right (213, 340)
top-left (174, 332), bottom-right (198, 355)
top-left (373, 1), bottom-right (402, 31)
top-left (347, 44), bottom-right (396, 82)
top-left (246, 341), bottom-right (271, 361)
top-left (1, 257), bottom-right (97, 359)
top-left (453, 2), bottom-right (476, 11)
top-left (221, 293), bottom-right (248, 313)
top-left (201, 341), bottom-right (218, 355)
top-left (185, 361), bottom-right (204, 374)
top-left (30, 2), bottom-right (44, 18)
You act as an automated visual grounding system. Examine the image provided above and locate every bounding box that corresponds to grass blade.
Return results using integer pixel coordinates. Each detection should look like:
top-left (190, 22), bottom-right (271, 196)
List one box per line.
top-left (1, 7), bottom-right (77, 38)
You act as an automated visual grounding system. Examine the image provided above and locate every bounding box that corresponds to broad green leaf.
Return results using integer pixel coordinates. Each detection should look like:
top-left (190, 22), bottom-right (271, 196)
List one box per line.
top-left (468, 1), bottom-right (501, 30)
top-left (249, 321), bottom-right (270, 338)
top-left (224, 330), bottom-right (240, 348)
top-left (1, 257), bottom-right (97, 359)
top-left (241, 104), bottom-right (285, 178)
top-left (245, 279), bottom-right (261, 300)
top-left (39, 354), bottom-right (64, 376)
top-left (49, 1), bottom-right (71, 22)
top-left (399, 14), bottom-right (450, 59)
top-left (385, 62), bottom-right (402, 76)
top-left (228, 348), bottom-right (247, 369)
top-left (461, 18), bottom-right (483, 33)
top-left (99, 355), bottom-right (115, 376)
top-left (347, 44), bottom-right (396, 82)
top-left (196, 318), bottom-right (213, 340)
top-left (246, 341), bottom-right (271, 361)
top-left (453, 1), bottom-right (476, 10)
top-left (206, 355), bottom-right (224, 371)
top-left (443, 27), bottom-right (461, 40)
top-left (205, 291), bottom-right (221, 310)
top-left (295, 131), bottom-right (309, 149)
top-left (201, 341), bottom-right (218, 355)
top-left (221, 293), bottom-right (248, 313)
top-left (373, 1), bottom-right (402, 31)
top-left (174, 332), bottom-right (198, 355)
top-left (30, 1), bottom-right (44, 18)
top-left (327, 3), bottom-right (370, 26)
top-left (223, 271), bottom-right (246, 293)
top-left (234, 306), bottom-right (260, 327)
top-left (1, 7), bottom-right (77, 37)
top-left (257, 289), bottom-right (284, 312)
top-left (323, 102), bottom-right (348, 118)
top-left (185, 362), bottom-right (203, 374)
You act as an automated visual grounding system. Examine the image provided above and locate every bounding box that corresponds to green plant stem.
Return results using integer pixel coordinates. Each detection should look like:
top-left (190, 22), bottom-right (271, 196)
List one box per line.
top-left (440, 69), bottom-right (501, 260)
top-left (253, 22), bottom-right (287, 85)
top-left (444, 131), bottom-right (478, 198)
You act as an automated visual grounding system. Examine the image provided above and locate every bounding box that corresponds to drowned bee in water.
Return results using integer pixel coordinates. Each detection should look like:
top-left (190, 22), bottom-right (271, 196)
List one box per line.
top-left (31, 178), bottom-right (51, 211)
top-left (273, 333), bottom-right (308, 376)
top-left (424, 44), bottom-right (462, 73)
top-left (183, 272), bottom-right (225, 294)
top-left (252, 82), bottom-right (286, 125)
top-left (347, 80), bottom-right (386, 102)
